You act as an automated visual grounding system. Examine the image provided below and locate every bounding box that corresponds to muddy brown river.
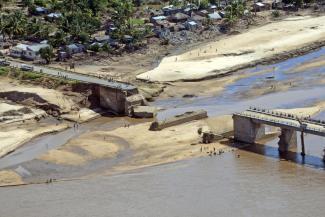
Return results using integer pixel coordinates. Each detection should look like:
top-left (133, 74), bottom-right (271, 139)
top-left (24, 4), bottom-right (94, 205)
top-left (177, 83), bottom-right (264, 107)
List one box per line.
top-left (1, 48), bottom-right (325, 217)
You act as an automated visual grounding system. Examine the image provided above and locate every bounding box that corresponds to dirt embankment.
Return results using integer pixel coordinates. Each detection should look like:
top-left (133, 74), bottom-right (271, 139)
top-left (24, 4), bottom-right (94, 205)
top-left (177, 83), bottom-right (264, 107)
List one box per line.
top-left (0, 78), bottom-right (78, 115)
top-left (0, 76), bottom-right (104, 167)
top-left (137, 16), bottom-right (325, 82)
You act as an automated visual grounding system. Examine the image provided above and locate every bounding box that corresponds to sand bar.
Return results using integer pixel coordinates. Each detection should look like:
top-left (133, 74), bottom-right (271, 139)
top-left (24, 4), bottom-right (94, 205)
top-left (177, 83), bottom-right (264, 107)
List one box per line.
top-left (137, 16), bottom-right (325, 82)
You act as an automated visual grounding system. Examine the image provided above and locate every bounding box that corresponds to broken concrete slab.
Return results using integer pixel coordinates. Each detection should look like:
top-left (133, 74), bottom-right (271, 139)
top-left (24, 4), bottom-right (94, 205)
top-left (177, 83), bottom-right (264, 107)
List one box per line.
top-left (133, 106), bottom-right (157, 118)
top-left (149, 109), bottom-right (208, 131)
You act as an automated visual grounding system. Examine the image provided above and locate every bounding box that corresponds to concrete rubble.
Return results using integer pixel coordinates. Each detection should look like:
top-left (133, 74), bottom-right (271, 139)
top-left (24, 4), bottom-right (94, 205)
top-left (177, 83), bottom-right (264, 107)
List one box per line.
top-left (132, 106), bottom-right (157, 118)
top-left (149, 109), bottom-right (208, 131)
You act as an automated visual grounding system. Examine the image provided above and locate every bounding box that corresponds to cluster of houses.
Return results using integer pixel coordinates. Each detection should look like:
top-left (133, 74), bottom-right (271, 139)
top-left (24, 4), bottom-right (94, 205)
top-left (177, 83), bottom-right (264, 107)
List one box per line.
top-left (148, 3), bottom-right (224, 39)
top-left (30, 6), bottom-right (62, 22)
top-left (4, 0), bottom-right (310, 62)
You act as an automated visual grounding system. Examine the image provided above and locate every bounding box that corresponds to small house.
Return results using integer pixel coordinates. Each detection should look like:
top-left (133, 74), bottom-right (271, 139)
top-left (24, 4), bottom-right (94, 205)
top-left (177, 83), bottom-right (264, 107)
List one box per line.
top-left (162, 5), bottom-right (182, 16)
top-left (283, 4), bottom-right (297, 11)
top-left (272, 0), bottom-right (285, 9)
top-left (150, 15), bottom-right (167, 25)
top-left (66, 44), bottom-right (85, 54)
top-left (169, 12), bottom-right (190, 23)
top-left (33, 6), bottom-right (49, 15)
top-left (46, 12), bottom-right (62, 22)
top-left (185, 21), bottom-right (198, 31)
top-left (22, 43), bottom-right (50, 60)
top-left (197, 10), bottom-right (209, 17)
top-left (253, 2), bottom-right (271, 12)
top-left (183, 3), bottom-right (199, 15)
top-left (94, 35), bottom-right (111, 43)
top-left (208, 12), bottom-right (222, 20)
top-left (10, 44), bottom-right (29, 58)
top-left (123, 35), bottom-right (134, 44)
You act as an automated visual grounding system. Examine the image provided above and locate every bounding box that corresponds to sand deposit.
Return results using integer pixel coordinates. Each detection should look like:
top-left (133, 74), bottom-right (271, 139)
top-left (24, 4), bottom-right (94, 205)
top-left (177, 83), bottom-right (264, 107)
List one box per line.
top-left (38, 131), bottom-right (120, 165)
top-left (0, 170), bottom-right (24, 186)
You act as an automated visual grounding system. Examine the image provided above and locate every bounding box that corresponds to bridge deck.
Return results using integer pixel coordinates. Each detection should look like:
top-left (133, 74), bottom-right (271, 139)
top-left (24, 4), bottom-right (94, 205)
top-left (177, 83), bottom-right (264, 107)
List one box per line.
top-left (234, 109), bottom-right (325, 137)
top-left (9, 60), bottom-right (136, 91)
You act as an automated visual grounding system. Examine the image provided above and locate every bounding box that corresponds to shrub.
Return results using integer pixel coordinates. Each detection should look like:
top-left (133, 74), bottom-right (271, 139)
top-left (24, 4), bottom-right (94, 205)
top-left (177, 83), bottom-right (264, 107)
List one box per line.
top-left (272, 10), bottom-right (280, 18)
top-left (0, 67), bottom-right (9, 76)
top-left (22, 71), bottom-right (43, 80)
top-left (89, 43), bottom-right (101, 52)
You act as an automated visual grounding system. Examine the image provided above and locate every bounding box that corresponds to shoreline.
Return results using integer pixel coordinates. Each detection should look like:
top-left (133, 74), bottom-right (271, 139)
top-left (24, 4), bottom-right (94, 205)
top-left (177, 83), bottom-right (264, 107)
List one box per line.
top-left (137, 16), bottom-right (325, 82)
top-left (172, 40), bottom-right (325, 82)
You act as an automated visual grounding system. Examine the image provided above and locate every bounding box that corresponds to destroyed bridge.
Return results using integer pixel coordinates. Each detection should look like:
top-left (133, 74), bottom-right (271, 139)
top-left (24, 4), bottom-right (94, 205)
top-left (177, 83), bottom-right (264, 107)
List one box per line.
top-left (233, 107), bottom-right (325, 155)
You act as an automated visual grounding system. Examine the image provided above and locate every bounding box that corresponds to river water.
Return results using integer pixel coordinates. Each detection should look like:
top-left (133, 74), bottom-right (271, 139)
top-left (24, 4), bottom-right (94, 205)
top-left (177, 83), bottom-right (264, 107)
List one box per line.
top-left (1, 48), bottom-right (325, 217)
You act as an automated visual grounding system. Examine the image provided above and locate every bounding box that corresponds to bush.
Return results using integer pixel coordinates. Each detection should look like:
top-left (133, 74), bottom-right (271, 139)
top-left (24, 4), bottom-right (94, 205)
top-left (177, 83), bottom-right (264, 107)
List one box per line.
top-left (130, 18), bottom-right (144, 26)
top-left (89, 43), bottom-right (101, 52)
top-left (272, 10), bottom-right (280, 18)
top-left (34, 0), bottom-right (46, 7)
top-left (22, 71), bottom-right (43, 80)
top-left (0, 67), bottom-right (9, 76)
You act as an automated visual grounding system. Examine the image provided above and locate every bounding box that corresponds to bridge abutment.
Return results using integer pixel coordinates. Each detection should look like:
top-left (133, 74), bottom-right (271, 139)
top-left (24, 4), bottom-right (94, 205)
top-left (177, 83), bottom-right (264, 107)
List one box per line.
top-left (233, 115), bottom-right (265, 144)
top-left (278, 128), bottom-right (297, 152)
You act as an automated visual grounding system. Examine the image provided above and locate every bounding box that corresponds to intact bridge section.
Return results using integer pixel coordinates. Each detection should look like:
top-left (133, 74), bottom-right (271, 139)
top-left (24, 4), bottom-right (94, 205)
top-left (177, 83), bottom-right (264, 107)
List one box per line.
top-left (233, 107), bottom-right (325, 155)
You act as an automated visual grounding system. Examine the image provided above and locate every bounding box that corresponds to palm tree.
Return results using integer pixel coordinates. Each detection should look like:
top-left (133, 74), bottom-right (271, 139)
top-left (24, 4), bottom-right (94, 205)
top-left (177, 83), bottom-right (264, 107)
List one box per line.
top-left (5, 11), bottom-right (27, 39)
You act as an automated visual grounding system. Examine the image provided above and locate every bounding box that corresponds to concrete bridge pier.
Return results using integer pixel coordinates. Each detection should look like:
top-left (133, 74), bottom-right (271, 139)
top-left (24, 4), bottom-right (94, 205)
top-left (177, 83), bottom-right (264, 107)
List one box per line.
top-left (278, 128), bottom-right (297, 152)
top-left (233, 115), bottom-right (265, 144)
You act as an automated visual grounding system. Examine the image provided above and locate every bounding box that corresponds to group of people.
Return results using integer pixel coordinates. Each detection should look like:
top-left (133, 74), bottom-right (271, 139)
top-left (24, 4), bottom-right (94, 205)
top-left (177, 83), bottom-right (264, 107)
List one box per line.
top-left (57, 71), bottom-right (68, 79)
top-left (201, 146), bottom-right (225, 156)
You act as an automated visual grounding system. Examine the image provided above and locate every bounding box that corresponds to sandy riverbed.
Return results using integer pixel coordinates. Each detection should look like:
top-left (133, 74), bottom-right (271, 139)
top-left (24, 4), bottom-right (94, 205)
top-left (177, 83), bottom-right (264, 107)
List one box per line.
top-left (0, 103), bottom-right (324, 186)
top-left (137, 16), bottom-right (325, 82)
top-left (0, 123), bottom-right (69, 159)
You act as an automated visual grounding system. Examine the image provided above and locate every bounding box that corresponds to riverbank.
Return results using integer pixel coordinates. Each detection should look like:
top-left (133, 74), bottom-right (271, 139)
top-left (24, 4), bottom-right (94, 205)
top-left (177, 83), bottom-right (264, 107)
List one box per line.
top-left (137, 15), bottom-right (325, 82)
top-left (1, 101), bottom-right (324, 186)
top-left (0, 122), bottom-right (69, 159)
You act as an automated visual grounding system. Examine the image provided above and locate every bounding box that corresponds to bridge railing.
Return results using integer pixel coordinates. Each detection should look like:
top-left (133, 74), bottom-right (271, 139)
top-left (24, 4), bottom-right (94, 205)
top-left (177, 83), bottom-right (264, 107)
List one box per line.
top-left (234, 112), bottom-right (325, 134)
top-left (247, 107), bottom-right (325, 127)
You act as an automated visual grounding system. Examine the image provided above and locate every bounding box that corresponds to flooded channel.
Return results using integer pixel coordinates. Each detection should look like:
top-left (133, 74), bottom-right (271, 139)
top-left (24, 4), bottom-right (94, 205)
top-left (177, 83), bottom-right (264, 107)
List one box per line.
top-left (1, 48), bottom-right (325, 217)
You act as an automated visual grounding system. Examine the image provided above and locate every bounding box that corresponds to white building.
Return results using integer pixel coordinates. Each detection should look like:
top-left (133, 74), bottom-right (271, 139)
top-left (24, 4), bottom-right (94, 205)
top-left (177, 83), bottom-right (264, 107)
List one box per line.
top-left (10, 43), bottom-right (50, 60)
top-left (9, 44), bottom-right (29, 58)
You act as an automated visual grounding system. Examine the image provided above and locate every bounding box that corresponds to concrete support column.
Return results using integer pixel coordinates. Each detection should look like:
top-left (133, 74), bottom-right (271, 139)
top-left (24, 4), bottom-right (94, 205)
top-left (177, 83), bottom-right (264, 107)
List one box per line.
top-left (278, 128), bottom-right (297, 152)
top-left (233, 115), bottom-right (265, 144)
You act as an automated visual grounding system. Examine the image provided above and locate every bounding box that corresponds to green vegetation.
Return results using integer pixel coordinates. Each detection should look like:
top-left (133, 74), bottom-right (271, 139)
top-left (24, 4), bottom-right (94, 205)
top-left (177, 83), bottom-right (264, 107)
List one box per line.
top-left (0, 66), bottom-right (79, 88)
top-left (130, 18), bottom-right (145, 26)
top-left (39, 46), bottom-right (55, 64)
top-left (272, 10), bottom-right (280, 18)
top-left (225, 0), bottom-right (246, 25)
top-left (21, 71), bottom-right (43, 80)
top-left (0, 66), bottom-right (9, 76)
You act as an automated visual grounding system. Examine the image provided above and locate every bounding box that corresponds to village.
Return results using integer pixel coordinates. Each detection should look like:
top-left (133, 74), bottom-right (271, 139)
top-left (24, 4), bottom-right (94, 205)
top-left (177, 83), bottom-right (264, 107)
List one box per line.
top-left (0, 0), bottom-right (322, 66)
